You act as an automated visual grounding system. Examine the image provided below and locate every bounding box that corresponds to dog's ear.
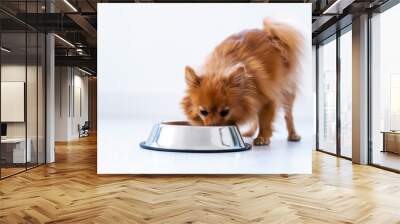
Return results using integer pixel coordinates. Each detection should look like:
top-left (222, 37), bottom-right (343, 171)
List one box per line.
top-left (185, 66), bottom-right (201, 88)
top-left (226, 63), bottom-right (246, 88)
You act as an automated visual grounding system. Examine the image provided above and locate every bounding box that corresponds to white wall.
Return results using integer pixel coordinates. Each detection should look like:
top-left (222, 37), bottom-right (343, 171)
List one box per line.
top-left (55, 67), bottom-right (89, 141)
top-left (55, 66), bottom-right (70, 141)
top-left (98, 3), bottom-right (313, 123)
top-left (72, 73), bottom-right (89, 138)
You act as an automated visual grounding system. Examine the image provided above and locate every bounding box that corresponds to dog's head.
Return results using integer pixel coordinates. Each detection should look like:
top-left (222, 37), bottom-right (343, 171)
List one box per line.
top-left (181, 64), bottom-right (256, 126)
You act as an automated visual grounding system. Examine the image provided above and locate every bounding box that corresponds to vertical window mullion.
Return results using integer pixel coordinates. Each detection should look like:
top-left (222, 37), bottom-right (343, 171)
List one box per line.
top-left (336, 28), bottom-right (341, 157)
top-left (25, 0), bottom-right (28, 171)
top-left (316, 45), bottom-right (320, 150)
top-left (0, 23), bottom-right (2, 179)
top-left (367, 11), bottom-right (373, 165)
top-left (36, 0), bottom-right (39, 167)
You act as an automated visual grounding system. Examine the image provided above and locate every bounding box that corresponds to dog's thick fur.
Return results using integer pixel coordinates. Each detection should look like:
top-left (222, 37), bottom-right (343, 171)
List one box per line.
top-left (181, 19), bottom-right (302, 145)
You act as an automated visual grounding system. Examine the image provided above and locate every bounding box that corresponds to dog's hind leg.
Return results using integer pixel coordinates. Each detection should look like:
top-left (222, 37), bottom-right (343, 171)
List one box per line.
top-left (283, 92), bottom-right (301, 142)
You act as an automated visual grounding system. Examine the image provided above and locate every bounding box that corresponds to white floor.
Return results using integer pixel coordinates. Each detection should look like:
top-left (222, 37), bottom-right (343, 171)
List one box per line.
top-left (98, 119), bottom-right (312, 174)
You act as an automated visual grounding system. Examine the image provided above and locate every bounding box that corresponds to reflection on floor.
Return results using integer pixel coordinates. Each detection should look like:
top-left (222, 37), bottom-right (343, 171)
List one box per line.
top-left (373, 150), bottom-right (400, 171)
top-left (1, 135), bottom-right (400, 223)
top-left (0, 162), bottom-right (42, 178)
top-left (0, 167), bottom-right (25, 178)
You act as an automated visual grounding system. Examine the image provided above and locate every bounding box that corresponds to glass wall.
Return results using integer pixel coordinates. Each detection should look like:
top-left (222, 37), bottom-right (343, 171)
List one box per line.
top-left (0, 31), bottom-right (28, 177)
top-left (317, 26), bottom-right (353, 159)
top-left (370, 3), bottom-right (400, 171)
top-left (340, 28), bottom-right (352, 158)
top-left (0, 2), bottom-right (46, 179)
top-left (317, 36), bottom-right (337, 154)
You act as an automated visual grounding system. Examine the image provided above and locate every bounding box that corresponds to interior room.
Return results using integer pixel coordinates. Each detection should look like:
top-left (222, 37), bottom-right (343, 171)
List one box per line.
top-left (1, 0), bottom-right (400, 223)
top-left (0, 25), bottom-right (46, 178)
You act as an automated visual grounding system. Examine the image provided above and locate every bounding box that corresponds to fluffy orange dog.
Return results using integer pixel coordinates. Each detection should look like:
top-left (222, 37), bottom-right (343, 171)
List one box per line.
top-left (181, 19), bottom-right (302, 145)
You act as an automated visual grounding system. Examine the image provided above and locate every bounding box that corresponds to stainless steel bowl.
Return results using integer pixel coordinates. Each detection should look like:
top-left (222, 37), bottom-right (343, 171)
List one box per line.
top-left (139, 121), bottom-right (251, 153)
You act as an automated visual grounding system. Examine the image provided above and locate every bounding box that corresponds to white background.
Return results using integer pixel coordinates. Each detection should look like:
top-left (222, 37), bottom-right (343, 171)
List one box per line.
top-left (98, 3), bottom-right (313, 174)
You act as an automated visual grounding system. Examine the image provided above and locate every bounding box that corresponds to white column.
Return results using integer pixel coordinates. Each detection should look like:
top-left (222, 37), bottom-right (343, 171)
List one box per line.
top-left (352, 14), bottom-right (369, 164)
top-left (45, 0), bottom-right (56, 163)
top-left (46, 32), bottom-right (55, 163)
top-left (55, 67), bottom-right (74, 141)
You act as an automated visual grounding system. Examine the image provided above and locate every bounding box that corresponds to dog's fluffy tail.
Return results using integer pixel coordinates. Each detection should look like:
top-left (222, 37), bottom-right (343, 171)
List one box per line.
top-left (262, 18), bottom-right (302, 75)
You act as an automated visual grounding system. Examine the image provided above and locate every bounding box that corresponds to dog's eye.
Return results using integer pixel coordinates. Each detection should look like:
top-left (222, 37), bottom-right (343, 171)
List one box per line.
top-left (220, 109), bottom-right (229, 117)
top-left (200, 110), bottom-right (208, 117)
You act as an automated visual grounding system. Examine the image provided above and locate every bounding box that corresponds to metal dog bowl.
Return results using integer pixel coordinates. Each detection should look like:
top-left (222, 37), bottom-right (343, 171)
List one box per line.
top-left (139, 121), bottom-right (251, 153)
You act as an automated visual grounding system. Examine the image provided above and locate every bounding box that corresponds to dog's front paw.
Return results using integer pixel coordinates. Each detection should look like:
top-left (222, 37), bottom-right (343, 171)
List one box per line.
top-left (253, 136), bottom-right (270, 146)
top-left (288, 133), bottom-right (301, 142)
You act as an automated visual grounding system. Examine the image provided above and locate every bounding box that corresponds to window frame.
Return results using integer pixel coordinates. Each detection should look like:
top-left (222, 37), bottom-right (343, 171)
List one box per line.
top-left (315, 23), bottom-right (353, 161)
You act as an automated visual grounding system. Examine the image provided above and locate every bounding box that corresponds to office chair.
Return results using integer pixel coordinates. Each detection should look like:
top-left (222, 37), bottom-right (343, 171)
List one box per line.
top-left (79, 121), bottom-right (90, 138)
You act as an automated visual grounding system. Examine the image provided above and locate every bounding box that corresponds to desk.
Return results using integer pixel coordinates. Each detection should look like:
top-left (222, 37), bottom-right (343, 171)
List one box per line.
top-left (1, 138), bottom-right (31, 163)
top-left (381, 131), bottom-right (400, 154)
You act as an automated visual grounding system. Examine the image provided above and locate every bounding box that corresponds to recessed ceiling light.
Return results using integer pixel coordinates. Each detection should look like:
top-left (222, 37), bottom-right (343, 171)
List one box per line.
top-left (63, 0), bottom-right (78, 12)
top-left (1, 47), bottom-right (11, 53)
top-left (323, 0), bottom-right (354, 15)
top-left (54, 34), bottom-right (75, 48)
top-left (78, 67), bottom-right (93, 76)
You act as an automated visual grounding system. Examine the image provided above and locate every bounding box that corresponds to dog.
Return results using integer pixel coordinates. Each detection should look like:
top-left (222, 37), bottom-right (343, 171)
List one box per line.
top-left (181, 18), bottom-right (302, 145)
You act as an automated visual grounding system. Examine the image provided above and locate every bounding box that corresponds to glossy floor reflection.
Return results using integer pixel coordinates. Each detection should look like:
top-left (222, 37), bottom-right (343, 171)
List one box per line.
top-left (1, 135), bottom-right (400, 223)
top-left (373, 150), bottom-right (400, 171)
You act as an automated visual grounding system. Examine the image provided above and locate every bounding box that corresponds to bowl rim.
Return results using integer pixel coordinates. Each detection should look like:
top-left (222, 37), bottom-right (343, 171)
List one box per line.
top-left (159, 121), bottom-right (237, 128)
top-left (139, 121), bottom-right (251, 153)
top-left (139, 141), bottom-right (252, 153)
